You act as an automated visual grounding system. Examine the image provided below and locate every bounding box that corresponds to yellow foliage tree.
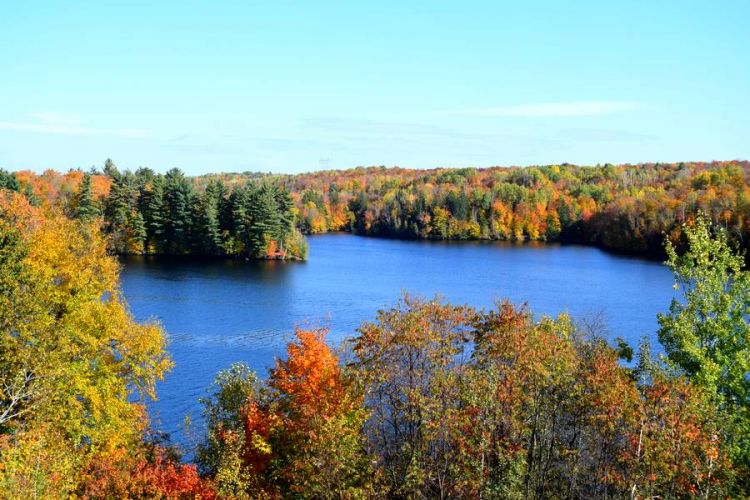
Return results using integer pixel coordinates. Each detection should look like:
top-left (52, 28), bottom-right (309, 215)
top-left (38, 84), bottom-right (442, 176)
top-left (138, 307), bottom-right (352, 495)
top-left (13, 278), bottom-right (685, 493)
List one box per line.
top-left (0, 192), bottom-right (172, 497)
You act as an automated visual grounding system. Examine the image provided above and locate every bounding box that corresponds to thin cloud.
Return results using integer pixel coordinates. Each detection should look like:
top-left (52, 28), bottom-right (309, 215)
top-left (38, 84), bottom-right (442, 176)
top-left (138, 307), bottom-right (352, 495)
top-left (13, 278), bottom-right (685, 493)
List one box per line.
top-left (304, 117), bottom-right (452, 137)
top-left (470, 101), bottom-right (642, 118)
top-left (0, 120), bottom-right (147, 138)
top-left (556, 127), bottom-right (655, 142)
top-left (29, 112), bottom-right (83, 126)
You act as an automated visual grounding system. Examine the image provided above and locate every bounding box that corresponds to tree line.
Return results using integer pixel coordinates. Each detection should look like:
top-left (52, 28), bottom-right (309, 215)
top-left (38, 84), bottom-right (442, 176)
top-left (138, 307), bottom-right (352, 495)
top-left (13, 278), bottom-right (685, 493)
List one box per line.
top-left (6, 160), bottom-right (750, 258)
top-left (1, 178), bottom-right (748, 497)
top-left (285, 161), bottom-right (750, 257)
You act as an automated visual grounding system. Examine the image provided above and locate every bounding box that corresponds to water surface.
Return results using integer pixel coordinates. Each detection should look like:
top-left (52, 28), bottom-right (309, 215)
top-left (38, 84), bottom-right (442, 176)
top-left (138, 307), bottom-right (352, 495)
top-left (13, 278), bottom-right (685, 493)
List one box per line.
top-left (119, 234), bottom-right (675, 445)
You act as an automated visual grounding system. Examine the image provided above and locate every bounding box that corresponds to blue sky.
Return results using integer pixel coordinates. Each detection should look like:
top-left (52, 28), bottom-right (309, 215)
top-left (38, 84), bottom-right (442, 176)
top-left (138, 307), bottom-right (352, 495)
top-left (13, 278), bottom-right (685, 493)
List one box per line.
top-left (1, 1), bottom-right (748, 174)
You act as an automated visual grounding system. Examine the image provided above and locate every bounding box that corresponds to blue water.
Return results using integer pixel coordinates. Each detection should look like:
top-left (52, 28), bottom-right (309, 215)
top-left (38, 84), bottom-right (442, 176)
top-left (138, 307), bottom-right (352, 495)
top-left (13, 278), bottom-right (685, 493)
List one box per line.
top-left (119, 234), bottom-right (675, 447)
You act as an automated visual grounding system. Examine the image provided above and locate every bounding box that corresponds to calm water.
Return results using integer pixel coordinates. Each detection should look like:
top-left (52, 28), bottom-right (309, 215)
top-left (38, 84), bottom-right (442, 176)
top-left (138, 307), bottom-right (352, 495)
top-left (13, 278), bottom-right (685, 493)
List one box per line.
top-left (119, 234), bottom-right (675, 446)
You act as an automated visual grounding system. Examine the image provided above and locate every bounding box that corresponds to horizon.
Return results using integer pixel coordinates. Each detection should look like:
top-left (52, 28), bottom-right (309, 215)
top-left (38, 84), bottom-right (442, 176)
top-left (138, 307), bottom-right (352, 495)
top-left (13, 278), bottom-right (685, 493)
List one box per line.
top-left (8, 158), bottom-right (750, 178)
top-left (2, 1), bottom-right (749, 174)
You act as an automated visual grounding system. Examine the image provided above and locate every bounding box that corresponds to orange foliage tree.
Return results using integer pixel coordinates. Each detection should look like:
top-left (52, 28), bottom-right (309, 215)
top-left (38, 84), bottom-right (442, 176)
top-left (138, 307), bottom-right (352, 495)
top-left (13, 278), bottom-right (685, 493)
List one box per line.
top-left (198, 329), bottom-right (371, 498)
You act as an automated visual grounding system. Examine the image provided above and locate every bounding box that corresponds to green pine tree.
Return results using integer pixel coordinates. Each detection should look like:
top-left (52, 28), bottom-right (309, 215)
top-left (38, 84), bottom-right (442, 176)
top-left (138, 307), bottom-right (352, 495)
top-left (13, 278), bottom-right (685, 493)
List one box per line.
top-left (128, 210), bottom-right (147, 252)
top-left (73, 173), bottom-right (99, 222)
top-left (248, 183), bottom-right (282, 257)
top-left (104, 173), bottom-right (130, 252)
top-left (163, 168), bottom-right (193, 254)
top-left (0, 169), bottom-right (21, 192)
top-left (192, 183), bottom-right (223, 256)
top-left (103, 158), bottom-right (119, 179)
top-left (228, 186), bottom-right (251, 255)
top-left (140, 175), bottom-right (166, 254)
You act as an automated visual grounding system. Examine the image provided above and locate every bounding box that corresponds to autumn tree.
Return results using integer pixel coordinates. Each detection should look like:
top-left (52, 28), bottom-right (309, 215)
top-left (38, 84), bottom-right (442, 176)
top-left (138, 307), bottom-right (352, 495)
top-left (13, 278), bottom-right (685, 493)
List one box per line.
top-left (348, 295), bottom-right (733, 497)
top-left (198, 330), bottom-right (371, 498)
top-left (0, 192), bottom-right (172, 496)
top-left (619, 369), bottom-right (726, 498)
top-left (81, 440), bottom-right (215, 498)
top-left (352, 295), bottom-right (476, 497)
top-left (268, 329), bottom-right (371, 498)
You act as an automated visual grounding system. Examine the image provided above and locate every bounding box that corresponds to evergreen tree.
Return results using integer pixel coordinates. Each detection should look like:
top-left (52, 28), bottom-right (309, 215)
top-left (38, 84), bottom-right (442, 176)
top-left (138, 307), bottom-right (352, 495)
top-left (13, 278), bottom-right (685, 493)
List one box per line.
top-left (104, 173), bottom-right (130, 252)
top-left (73, 173), bottom-right (99, 222)
top-left (103, 158), bottom-right (119, 179)
top-left (140, 175), bottom-right (165, 254)
top-left (348, 191), bottom-right (368, 234)
top-left (163, 168), bottom-right (193, 254)
top-left (216, 181), bottom-right (233, 234)
top-left (134, 167), bottom-right (155, 185)
top-left (274, 186), bottom-right (295, 251)
top-left (248, 183), bottom-right (283, 257)
top-left (0, 169), bottom-right (20, 192)
top-left (128, 210), bottom-right (147, 252)
top-left (228, 186), bottom-right (251, 255)
top-left (22, 185), bottom-right (40, 206)
top-left (192, 182), bottom-right (223, 256)
top-left (328, 182), bottom-right (340, 207)
top-left (102, 169), bottom-right (148, 254)
top-left (24, 163), bottom-right (307, 259)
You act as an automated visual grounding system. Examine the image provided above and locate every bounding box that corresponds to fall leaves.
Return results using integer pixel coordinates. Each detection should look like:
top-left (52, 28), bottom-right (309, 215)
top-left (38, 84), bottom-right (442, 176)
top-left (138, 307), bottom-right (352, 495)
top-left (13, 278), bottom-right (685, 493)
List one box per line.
top-left (191, 298), bottom-right (732, 498)
top-left (199, 329), bottom-right (370, 498)
top-left (288, 160), bottom-right (750, 258)
top-left (348, 297), bottom-right (727, 498)
top-left (0, 192), bottom-right (174, 497)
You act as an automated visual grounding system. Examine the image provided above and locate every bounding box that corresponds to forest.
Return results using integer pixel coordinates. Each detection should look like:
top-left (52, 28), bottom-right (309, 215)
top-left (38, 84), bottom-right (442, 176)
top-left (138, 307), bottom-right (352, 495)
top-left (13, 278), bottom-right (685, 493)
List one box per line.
top-left (285, 160), bottom-right (750, 258)
top-left (3, 159), bottom-right (750, 260)
top-left (1, 170), bottom-right (749, 497)
top-left (1, 161), bottom-right (307, 260)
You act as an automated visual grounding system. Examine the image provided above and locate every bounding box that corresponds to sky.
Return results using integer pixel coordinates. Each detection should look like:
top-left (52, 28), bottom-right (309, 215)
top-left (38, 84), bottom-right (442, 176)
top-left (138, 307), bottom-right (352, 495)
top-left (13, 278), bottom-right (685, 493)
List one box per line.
top-left (1, 0), bottom-right (749, 175)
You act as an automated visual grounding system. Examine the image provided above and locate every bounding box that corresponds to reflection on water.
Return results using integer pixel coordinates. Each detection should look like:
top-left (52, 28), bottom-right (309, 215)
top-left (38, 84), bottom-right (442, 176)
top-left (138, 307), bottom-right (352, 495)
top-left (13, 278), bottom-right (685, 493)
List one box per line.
top-left (119, 234), bottom-right (675, 446)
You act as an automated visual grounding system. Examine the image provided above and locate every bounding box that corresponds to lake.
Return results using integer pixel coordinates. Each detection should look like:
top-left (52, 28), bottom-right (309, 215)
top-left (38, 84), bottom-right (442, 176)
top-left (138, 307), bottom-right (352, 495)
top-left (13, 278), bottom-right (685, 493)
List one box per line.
top-left (119, 233), bottom-right (676, 447)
